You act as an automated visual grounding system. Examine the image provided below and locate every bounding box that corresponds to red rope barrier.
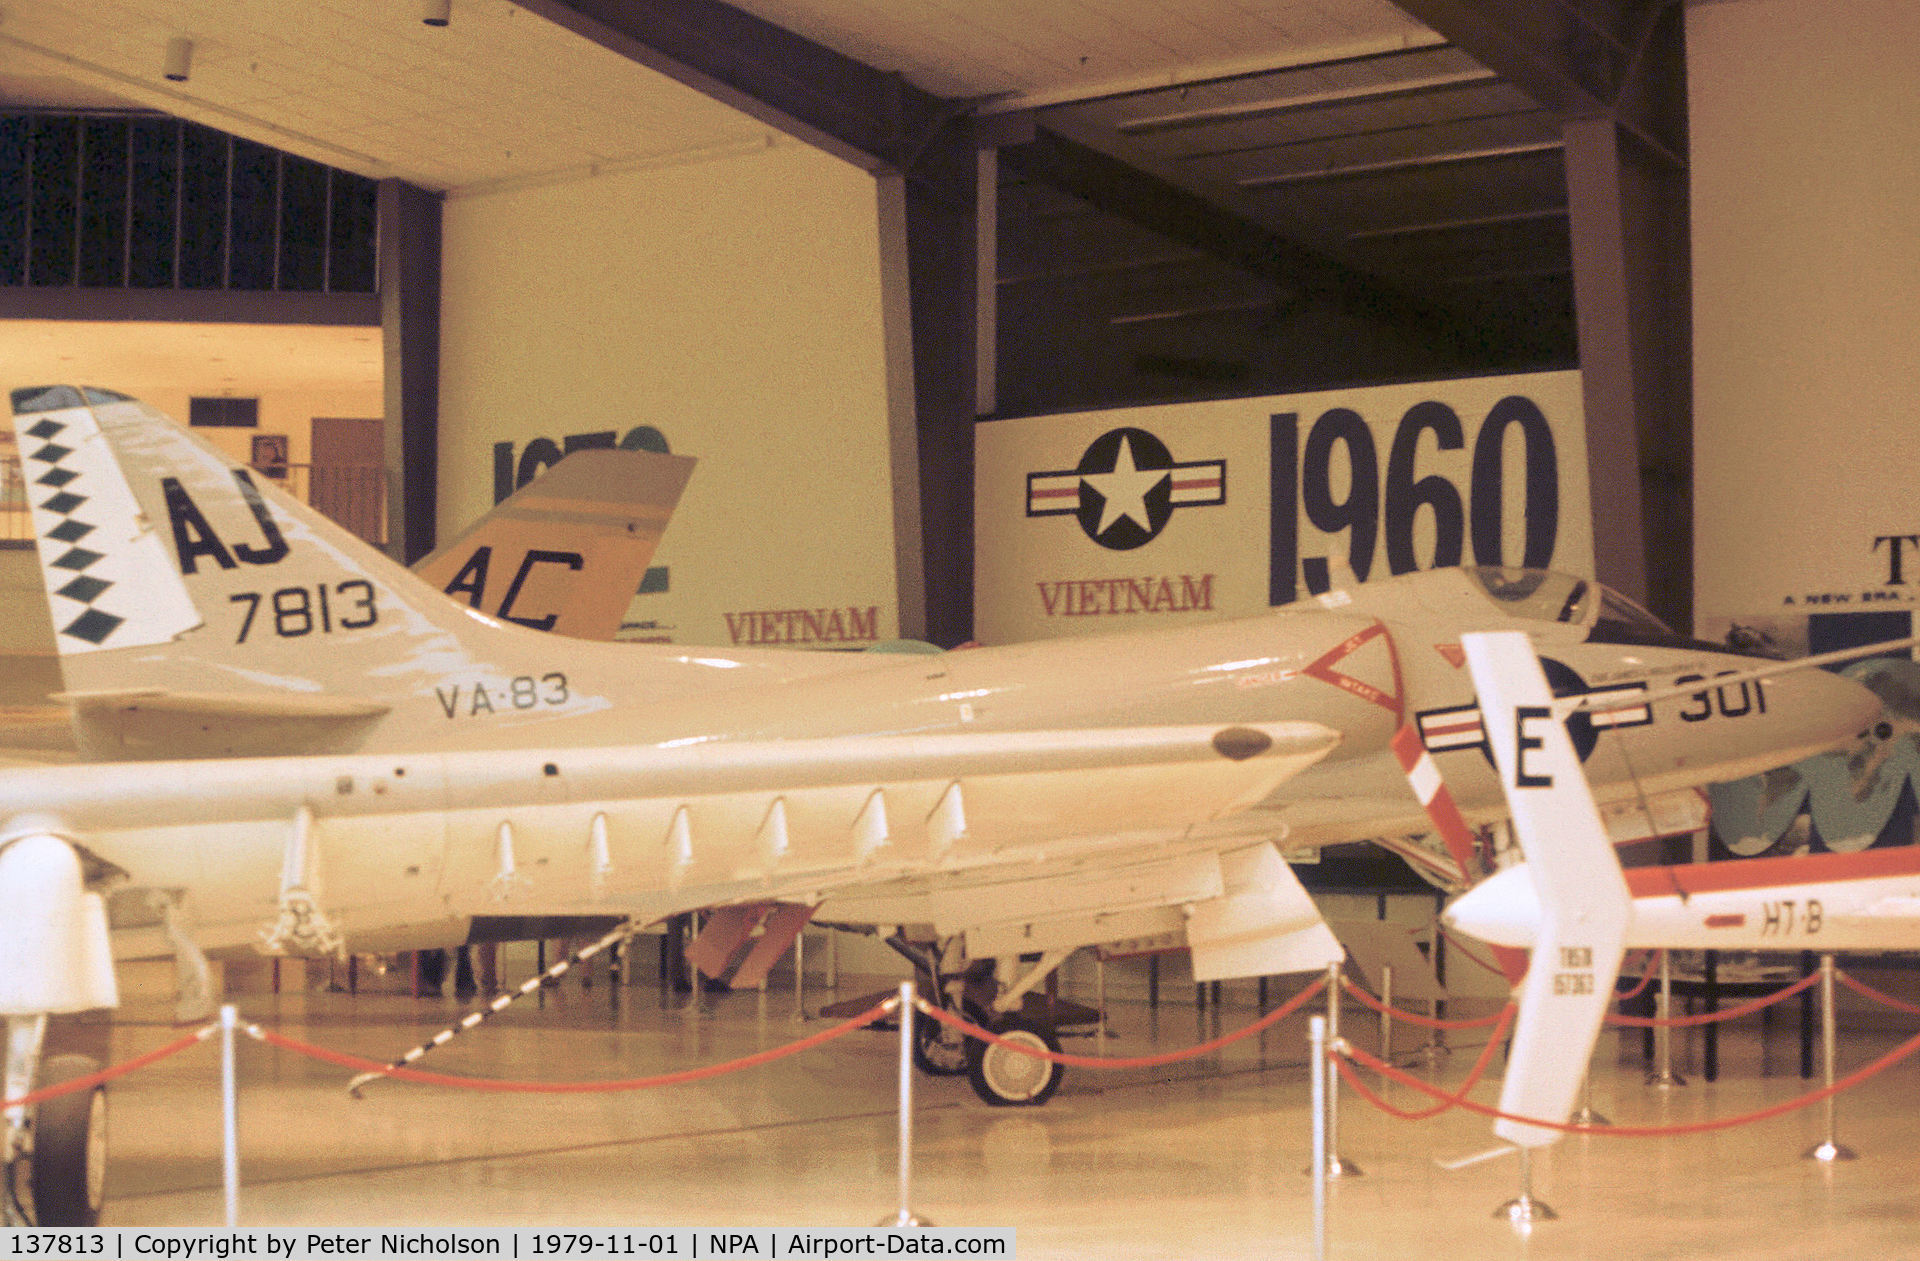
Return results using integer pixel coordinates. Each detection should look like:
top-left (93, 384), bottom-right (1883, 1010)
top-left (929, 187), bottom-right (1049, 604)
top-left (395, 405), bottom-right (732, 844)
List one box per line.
top-left (1604, 970), bottom-right (1818, 1028)
top-left (1436, 926), bottom-right (1510, 981)
top-left (915, 976), bottom-right (1326, 1069)
top-left (1613, 950), bottom-right (1659, 1002)
top-left (1, 1028), bottom-right (213, 1110)
top-left (1344, 1005), bottom-right (1515, 1122)
top-left (1837, 969), bottom-right (1920, 1018)
top-left (1337, 1027), bottom-right (1920, 1137)
top-left (248, 999), bottom-right (896, 1093)
top-left (1340, 977), bottom-right (1510, 1031)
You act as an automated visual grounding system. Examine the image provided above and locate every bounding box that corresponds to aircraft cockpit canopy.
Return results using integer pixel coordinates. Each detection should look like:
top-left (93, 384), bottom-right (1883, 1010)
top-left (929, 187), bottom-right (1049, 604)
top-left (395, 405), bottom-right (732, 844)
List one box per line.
top-left (1465, 566), bottom-right (1592, 626)
top-left (1464, 565), bottom-right (1725, 654)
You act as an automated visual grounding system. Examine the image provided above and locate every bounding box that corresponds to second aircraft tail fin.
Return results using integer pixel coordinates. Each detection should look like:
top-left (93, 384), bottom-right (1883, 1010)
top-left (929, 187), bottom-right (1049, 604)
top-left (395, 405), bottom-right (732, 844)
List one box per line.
top-left (415, 447), bottom-right (695, 642)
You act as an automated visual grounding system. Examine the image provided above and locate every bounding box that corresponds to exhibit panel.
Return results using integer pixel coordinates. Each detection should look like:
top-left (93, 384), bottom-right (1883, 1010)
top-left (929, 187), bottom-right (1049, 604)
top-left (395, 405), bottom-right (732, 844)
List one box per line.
top-left (1688, 0), bottom-right (1920, 857)
top-left (973, 370), bottom-right (1592, 644)
top-left (1689, 0), bottom-right (1920, 652)
top-left (437, 140), bottom-right (908, 649)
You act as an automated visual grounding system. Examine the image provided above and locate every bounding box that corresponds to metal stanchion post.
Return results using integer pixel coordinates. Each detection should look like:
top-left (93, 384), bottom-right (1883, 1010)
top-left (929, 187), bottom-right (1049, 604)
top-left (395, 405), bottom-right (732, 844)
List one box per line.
top-left (1307, 961), bottom-right (1360, 1177)
top-left (1309, 1014), bottom-right (1327, 1261)
top-left (1421, 926), bottom-right (1449, 1065)
top-left (879, 981), bottom-right (931, 1227)
top-left (220, 1004), bottom-right (240, 1228)
top-left (792, 931), bottom-right (806, 1023)
top-left (1495, 1146), bottom-right (1557, 1226)
top-left (1646, 950), bottom-right (1686, 1088)
top-left (1095, 955), bottom-right (1108, 1053)
top-left (1804, 954), bottom-right (1858, 1162)
top-left (1379, 964), bottom-right (1394, 1069)
top-left (1572, 1068), bottom-right (1610, 1127)
top-left (827, 930), bottom-right (839, 991)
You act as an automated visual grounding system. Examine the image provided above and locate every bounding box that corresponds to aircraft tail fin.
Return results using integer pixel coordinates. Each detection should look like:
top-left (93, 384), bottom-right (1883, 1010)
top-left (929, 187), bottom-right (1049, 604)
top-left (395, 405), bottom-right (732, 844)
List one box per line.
top-left (6, 385), bottom-right (693, 757)
top-left (1458, 630), bottom-right (1631, 1149)
top-left (415, 447), bottom-right (694, 642)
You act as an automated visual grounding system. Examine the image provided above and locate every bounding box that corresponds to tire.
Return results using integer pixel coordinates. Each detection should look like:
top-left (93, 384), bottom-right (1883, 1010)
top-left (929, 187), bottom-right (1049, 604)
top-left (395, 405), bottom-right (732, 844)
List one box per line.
top-left (31, 1054), bottom-right (108, 1227)
top-left (966, 1015), bottom-right (1063, 1107)
top-left (912, 1006), bottom-right (970, 1077)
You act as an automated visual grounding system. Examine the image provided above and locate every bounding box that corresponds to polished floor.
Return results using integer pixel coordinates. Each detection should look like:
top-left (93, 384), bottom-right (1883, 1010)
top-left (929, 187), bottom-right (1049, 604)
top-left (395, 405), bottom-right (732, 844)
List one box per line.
top-left (76, 959), bottom-right (1920, 1259)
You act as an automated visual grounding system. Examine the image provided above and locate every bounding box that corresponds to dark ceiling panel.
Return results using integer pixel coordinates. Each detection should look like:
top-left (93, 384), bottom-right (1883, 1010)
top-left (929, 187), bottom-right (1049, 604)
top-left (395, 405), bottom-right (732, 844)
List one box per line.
top-left (1387, 0), bottom-right (1686, 163)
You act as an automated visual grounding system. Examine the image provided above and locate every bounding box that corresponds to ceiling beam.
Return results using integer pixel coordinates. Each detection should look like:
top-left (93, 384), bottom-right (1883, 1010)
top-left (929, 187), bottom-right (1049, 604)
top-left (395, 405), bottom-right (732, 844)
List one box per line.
top-left (519, 0), bottom-right (958, 175)
top-left (1119, 69), bottom-right (1499, 136)
top-left (1000, 128), bottom-right (1468, 350)
top-left (1388, 0), bottom-right (1686, 164)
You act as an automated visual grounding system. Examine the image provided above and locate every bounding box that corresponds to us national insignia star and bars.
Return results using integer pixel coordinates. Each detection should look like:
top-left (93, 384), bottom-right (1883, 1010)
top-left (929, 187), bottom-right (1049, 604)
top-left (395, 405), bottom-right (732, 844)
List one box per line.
top-left (1026, 426), bottom-right (1225, 550)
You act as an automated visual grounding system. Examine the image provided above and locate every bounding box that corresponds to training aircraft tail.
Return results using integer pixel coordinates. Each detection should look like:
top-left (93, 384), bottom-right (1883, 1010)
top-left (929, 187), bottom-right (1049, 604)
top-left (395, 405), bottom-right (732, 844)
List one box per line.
top-left (415, 446), bottom-right (694, 641)
top-left (1455, 630), bottom-right (1631, 1149)
top-left (6, 386), bottom-right (832, 759)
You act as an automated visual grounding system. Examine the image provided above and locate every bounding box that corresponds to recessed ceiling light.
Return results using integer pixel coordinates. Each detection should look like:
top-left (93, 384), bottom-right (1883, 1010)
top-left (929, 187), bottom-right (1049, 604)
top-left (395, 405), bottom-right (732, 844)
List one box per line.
top-left (164, 37), bottom-right (193, 83)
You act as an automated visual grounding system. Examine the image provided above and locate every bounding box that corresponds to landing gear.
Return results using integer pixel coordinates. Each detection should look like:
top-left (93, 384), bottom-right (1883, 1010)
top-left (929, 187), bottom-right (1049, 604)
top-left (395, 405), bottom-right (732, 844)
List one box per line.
top-left (0, 832), bottom-right (121, 1226)
top-left (966, 1014), bottom-right (1063, 1107)
top-left (883, 933), bottom-right (990, 1079)
top-left (912, 999), bottom-right (972, 1077)
top-left (26, 1055), bottom-right (107, 1227)
top-left (880, 931), bottom-right (1083, 1105)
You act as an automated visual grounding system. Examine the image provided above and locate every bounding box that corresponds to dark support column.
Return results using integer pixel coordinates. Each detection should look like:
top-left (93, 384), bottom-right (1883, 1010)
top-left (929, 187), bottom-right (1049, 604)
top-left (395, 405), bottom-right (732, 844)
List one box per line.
top-left (1563, 117), bottom-right (1692, 628)
top-left (378, 179), bottom-right (443, 565)
top-left (903, 129), bottom-right (979, 648)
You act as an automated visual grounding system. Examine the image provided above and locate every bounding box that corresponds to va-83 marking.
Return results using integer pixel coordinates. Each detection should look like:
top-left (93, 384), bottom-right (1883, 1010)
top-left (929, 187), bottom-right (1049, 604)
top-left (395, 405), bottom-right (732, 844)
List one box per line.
top-left (436, 673), bottom-right (570, 718)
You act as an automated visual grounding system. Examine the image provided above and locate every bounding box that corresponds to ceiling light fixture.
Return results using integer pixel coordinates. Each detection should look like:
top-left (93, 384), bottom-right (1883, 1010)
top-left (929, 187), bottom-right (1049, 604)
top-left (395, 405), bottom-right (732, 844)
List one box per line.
top-left (421, 0), bottom-right (451, 26)
top-left (163, 37), bottom-right (192, 83)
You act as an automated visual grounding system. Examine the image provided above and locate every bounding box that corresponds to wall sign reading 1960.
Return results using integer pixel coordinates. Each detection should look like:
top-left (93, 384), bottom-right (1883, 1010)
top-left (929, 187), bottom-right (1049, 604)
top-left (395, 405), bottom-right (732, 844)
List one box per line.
top-left (1269, 396), bottom-right (1559, 605)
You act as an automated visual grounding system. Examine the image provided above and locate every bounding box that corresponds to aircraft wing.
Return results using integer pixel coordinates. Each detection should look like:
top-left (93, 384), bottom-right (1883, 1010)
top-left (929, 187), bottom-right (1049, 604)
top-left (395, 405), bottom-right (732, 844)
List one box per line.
top-left (8, 718), bottom-right (1343, 956)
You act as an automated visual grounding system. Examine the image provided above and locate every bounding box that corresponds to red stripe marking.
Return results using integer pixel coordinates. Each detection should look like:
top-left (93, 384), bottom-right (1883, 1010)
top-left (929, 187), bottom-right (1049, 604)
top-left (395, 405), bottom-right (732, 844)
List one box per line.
top-left (1029, 487), bottom-right (1079, 499)
top-left (1625, 845), bottom-right (1920, 899)
top-left (1706, 914), bottom-right (1746, 929)
top-left (1391, 724), bottom-right (1477, 883)
top-left (1170, 477), bottom-right (1220, 490)
top-left (1390, 723), bottom-right (1426, 772)
top-left (1423, 717), bottom-right (1481, 737)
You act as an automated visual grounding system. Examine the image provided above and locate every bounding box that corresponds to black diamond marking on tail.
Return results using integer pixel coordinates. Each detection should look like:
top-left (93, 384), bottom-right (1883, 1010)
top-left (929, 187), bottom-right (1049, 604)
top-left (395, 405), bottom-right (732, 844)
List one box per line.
top-left (25, 419), bottom-right (65, 440)
top-left (41, 491), bottom-right (85, 514)
top-left (29, 443), bottom-right (73, 463)
top-left (46, 519), bottom-right (94, 543)
top-left (62, 608), bottom-right (124, 645)
top-left (51, 546), bottom-right (104, 572)
top-left (55, 575), bottom-right (110, 604)
top-left (35, 468), bottom-right (78, 488)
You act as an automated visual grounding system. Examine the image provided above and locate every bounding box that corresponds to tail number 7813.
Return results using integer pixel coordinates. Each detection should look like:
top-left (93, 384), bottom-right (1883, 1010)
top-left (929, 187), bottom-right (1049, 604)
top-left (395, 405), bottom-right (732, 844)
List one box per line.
top-left (230, 580), bottom-right (378, 642)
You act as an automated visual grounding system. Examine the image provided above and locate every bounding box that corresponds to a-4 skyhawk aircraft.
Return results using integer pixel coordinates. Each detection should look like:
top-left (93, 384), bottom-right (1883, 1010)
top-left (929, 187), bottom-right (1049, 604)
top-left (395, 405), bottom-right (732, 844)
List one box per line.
top-left (0, 386), bottom-right (1881, 1225)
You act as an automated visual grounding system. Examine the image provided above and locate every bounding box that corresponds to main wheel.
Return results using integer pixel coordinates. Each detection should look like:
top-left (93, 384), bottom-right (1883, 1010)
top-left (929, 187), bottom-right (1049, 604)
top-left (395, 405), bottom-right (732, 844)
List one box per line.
top-left (912, 1002), bottom-right (970, 1077)
top-left (31, 1054), bottom-right (108, 1227)
top-left (966, 1015), bottom-right (1063, 1107)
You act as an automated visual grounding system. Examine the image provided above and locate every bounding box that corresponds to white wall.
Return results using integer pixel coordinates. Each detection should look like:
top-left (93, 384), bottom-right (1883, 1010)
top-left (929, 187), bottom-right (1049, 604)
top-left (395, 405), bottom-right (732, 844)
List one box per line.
top-left (1690, 0), bottom-right (1920, 639)
top-left (438, 140), bottom-right (910, 648)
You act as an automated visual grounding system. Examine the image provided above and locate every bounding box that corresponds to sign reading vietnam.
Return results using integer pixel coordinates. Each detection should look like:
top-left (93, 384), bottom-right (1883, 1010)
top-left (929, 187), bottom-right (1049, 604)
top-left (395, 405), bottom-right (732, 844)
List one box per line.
top-left (976, 371), bottom-right (1591, 644)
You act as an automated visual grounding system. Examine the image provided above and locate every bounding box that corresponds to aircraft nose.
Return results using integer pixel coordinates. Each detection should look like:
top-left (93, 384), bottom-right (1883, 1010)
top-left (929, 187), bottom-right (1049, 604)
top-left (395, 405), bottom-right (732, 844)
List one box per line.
top-left (1783, 660), bottom-right (1887, 750)
top-left (1443, 866), bottom-right (1541, 950)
